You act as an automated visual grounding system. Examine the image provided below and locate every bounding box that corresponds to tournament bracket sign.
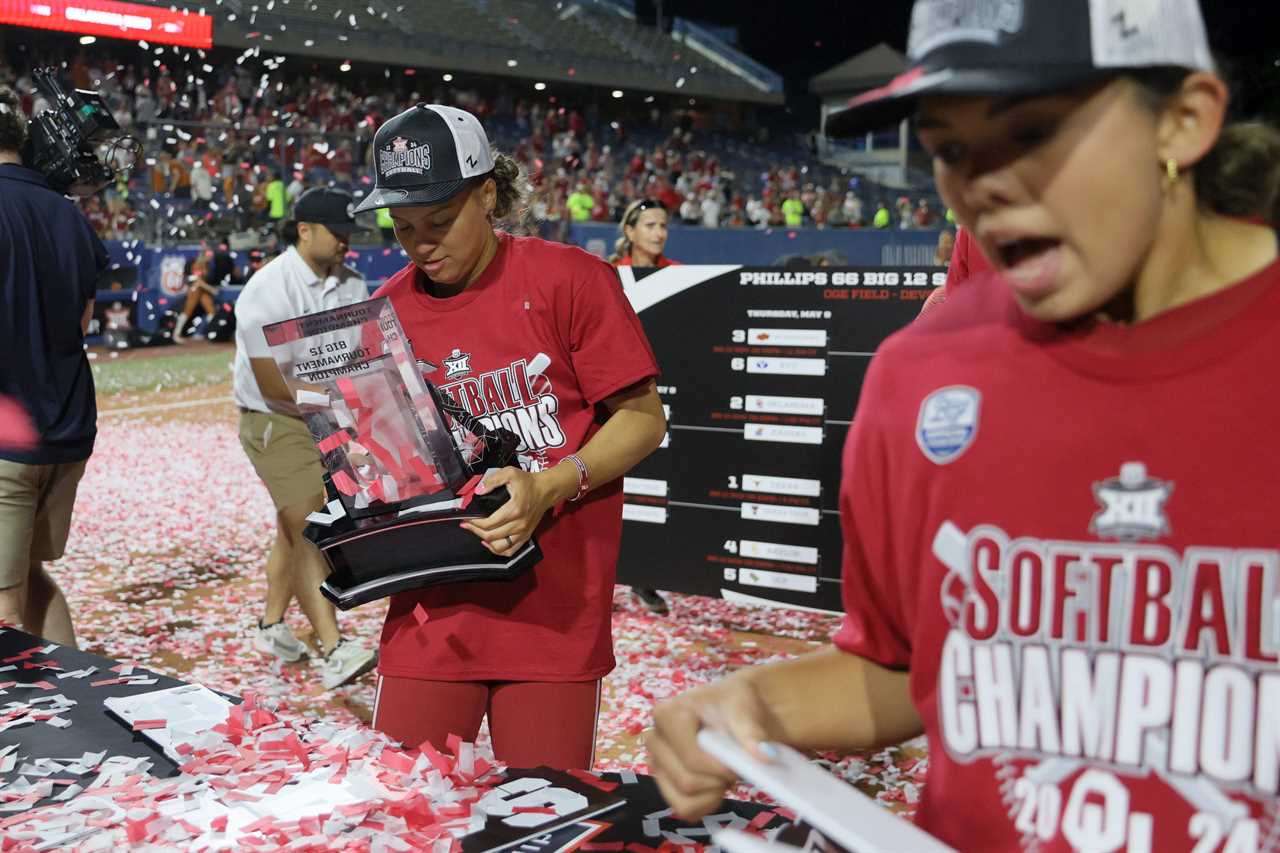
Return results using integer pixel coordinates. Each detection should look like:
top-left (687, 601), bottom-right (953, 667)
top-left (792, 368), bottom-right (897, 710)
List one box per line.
top-left (617, 265), bottom-right (943, 612)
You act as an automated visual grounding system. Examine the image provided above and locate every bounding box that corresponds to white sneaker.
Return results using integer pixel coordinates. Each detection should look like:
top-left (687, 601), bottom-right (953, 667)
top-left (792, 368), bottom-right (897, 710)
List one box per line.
top-left (321, 640), bottom-right (378, 690)
top-left (253, 620), bottom-right (309, 663)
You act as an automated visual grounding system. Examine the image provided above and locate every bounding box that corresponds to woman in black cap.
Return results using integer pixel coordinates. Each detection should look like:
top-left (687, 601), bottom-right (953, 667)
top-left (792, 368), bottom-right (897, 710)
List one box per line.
top-left (648, 1), bottom-right (1280, 848)
top-left (356, 104), bottom-right (667, 769)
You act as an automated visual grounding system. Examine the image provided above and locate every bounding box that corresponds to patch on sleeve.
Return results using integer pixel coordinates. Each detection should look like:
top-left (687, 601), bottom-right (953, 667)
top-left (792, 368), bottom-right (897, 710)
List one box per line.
top-left (916, 385), bottom-right (981, 464)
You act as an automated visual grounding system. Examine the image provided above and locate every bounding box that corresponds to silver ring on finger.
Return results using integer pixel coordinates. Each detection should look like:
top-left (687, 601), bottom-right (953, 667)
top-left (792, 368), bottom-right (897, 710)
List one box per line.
top-left (505, 535), bottom-right (515, 549)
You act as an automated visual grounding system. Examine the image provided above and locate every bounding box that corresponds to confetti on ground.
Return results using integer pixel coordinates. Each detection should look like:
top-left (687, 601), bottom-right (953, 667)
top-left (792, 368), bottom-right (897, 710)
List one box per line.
top-left (23, 345), bottom-right (926, 827)
top-left (0, 692), bottom-right (508, 851)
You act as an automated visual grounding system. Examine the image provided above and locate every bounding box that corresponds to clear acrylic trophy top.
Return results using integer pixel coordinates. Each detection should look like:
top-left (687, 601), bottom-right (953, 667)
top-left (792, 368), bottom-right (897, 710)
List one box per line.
top-left (262, 297), bottom-right (468, 518)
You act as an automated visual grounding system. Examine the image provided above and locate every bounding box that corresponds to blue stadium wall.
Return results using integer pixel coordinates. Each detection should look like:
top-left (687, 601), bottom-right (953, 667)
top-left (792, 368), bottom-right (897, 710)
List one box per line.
top-left (563, 223), bottom-right (942, 267)
top-left (98, 227), bottom-right (945, 331)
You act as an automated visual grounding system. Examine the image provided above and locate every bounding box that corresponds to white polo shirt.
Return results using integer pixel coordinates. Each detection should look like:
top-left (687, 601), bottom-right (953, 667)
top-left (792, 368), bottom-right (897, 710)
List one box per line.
top-left (232, 246), bottom-right (369, 413)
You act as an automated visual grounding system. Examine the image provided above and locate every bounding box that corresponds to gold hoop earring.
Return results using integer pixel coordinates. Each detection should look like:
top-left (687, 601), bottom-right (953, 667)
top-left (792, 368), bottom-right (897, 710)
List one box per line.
top-left (1164, 158), bottom-right (1179, 190)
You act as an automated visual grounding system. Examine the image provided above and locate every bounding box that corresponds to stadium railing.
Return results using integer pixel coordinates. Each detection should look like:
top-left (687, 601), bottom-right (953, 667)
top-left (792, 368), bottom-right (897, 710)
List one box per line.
top-left (669, 17), bottom-right (784, 95)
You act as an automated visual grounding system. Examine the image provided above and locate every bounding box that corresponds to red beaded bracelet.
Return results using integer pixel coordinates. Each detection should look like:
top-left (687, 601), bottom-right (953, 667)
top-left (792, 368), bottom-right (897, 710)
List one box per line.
top-left (562, 453), bottom-right (589, 502)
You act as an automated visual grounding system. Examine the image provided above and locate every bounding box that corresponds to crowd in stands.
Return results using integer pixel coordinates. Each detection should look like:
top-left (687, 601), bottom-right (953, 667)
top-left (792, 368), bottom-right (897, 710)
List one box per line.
top-left (0, 36), bottom-right (948, 244)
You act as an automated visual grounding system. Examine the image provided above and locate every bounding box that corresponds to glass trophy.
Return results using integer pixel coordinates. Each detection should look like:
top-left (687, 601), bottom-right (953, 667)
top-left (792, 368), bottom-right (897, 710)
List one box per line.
top-left (262, 297), bottom-right (541, 609)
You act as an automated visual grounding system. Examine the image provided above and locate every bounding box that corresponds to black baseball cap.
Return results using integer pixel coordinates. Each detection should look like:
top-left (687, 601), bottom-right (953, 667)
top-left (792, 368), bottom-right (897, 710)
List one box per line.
top-left (294, 187), bottom-right (362, 236)
top-left (826, 0), bottom-right (1214, 137)
top-left (352, 104), bottom-right (496, 214)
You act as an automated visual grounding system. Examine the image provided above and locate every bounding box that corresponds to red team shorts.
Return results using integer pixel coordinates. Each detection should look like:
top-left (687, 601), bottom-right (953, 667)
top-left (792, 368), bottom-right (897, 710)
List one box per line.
top-left (373, 676), bottom-right (602, 769)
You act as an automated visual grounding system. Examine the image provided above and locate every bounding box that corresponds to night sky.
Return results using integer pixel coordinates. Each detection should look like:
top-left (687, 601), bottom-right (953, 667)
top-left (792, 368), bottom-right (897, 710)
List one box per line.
top-left (638, 1), bottom-right (1280, 118)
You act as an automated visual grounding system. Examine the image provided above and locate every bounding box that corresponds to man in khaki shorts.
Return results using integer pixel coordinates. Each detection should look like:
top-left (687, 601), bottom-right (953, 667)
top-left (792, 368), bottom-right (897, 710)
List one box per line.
top-left (0, 86), bottom-right (108, 645)
top-left (0, 460), bottom-right (85, 645)
top-left (232, 187), bottom-right (377, 689)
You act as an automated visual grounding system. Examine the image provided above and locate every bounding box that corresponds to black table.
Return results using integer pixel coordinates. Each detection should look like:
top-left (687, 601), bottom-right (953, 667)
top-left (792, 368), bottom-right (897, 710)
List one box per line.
top-left (0, 629), bottom-right (787, 847)
top-left (0, 628), bottom-right (189, 799)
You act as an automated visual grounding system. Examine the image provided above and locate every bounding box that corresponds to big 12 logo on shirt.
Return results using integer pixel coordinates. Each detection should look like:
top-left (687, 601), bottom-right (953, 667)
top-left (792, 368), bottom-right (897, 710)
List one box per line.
top-left (933, 462), bottom-right (1280, 851)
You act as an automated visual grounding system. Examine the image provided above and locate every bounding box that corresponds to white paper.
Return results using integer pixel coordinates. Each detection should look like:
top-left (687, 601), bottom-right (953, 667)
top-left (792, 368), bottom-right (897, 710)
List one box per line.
top-left (103, 684), bottom-right (234, 763)
top-left (696, 730), bottom-right (956, 853)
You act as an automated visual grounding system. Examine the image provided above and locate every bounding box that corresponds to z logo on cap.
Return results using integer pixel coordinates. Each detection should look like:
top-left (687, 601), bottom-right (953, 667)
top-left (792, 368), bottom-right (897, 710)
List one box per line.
top-left (380, 136), bottom-right (432, 177)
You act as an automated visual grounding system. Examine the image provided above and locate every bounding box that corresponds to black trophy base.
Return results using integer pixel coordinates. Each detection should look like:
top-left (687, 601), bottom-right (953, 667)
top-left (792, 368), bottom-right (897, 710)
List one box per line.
top-left (305, 487), bottom-right (542, 610)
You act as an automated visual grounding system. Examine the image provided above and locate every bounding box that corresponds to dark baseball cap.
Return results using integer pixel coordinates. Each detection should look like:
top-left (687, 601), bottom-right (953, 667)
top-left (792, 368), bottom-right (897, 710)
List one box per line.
top-left (826, 0), bottom-right (1214, 137)
top-left (294, 187), bottom-right (362, 236)
top-left (351, 104), bottom-right (496, 214)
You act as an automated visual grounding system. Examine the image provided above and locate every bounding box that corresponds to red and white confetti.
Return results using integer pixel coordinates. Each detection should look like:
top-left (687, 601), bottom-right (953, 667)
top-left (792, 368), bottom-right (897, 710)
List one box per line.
top-left (0, 691), bottom-right (506, 851)
top-left (5, 402), bottom-right (926, 838)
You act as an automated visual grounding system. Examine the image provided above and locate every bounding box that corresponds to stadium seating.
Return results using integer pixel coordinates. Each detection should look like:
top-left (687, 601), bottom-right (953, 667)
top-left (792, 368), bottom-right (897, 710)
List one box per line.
top-left (2, 9), bottom-right (947, 244)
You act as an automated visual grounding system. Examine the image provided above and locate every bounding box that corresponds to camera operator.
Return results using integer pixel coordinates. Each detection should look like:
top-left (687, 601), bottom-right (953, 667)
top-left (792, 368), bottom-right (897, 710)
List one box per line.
top-left (0, 85), bottom-right (108, 646)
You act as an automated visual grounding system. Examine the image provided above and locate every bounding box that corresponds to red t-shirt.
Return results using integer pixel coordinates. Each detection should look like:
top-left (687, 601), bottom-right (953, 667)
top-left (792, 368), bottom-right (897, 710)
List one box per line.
top-left (834, 261), bottom-right (1280, 850)
top-left (372, 233), bottom-right (659, 682)
top-left (331, 146), bottom-right (353, 175)
top-left (944, 226), bottom-right (993, 292)
top-left (657, 188), bottom-right (682, 212)
top-left (614, 255), bottom-right (679, 268)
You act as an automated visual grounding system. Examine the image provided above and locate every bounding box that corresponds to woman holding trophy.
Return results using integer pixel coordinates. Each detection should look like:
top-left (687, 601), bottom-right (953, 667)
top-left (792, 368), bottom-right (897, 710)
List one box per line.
top-left (353, 104), bottom-right (667, 769)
